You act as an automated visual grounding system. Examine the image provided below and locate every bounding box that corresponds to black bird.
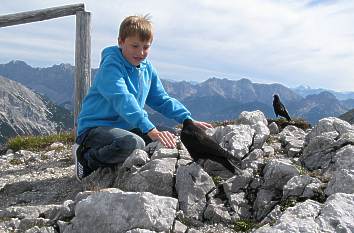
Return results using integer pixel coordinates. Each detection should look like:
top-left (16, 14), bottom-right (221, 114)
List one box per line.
top-left (273, 94), bottom-right (291, 121)
top-left (180, 119), bottom-right (240, 173)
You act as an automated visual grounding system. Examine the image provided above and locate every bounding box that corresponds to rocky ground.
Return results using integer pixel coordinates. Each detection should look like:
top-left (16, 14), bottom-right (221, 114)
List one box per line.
top-left (1, 110), bottom-right (354, 233)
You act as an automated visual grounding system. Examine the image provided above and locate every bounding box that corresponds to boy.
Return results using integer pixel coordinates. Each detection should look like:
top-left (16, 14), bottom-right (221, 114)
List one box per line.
top-left (73, 15), bottom-right (212, 181)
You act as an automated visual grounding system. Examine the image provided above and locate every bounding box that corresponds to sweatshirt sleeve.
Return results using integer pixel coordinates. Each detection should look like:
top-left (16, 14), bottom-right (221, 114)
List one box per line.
top-left (96, 62), bottom-right (155, 133)
top-left (146, 67), bottom-right (192, 124)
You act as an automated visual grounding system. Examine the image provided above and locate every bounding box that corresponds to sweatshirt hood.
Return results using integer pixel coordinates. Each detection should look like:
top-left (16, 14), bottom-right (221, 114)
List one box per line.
top-left (100, 45), bottom-right (148, 71)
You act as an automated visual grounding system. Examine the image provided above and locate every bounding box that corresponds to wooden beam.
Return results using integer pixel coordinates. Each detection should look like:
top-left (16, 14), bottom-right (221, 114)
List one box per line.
top-left (74, 11), bottom-right (91, 131)
top-left (0, 3), bottom-right (84, 28)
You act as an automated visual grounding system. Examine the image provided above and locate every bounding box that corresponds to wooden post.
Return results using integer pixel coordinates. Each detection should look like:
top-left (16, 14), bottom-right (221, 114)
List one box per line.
top-left (74, 11), bottom-right (91, 132)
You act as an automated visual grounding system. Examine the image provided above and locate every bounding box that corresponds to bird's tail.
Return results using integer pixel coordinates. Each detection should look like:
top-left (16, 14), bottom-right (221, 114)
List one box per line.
top-left (286, 114), bottom-right (291, 121)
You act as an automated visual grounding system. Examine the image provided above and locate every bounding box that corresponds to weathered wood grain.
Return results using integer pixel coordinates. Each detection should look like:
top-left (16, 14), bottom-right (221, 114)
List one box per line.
top-left (74, 11), bottom-right (91, 129)
top-left (0, 4), bottom-right (84, 27)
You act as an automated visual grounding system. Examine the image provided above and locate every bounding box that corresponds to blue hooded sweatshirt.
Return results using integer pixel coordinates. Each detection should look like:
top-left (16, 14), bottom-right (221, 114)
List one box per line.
top-left (77, 46), bottom-right (192, 136)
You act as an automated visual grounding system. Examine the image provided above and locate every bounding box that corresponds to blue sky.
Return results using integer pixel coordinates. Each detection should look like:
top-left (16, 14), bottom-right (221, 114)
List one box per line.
top-left (0, 0), bottom-right (354, 91)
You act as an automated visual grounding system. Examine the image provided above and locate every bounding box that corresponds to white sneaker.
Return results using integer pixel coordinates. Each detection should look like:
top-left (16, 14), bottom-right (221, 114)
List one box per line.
top-left (72, 143), bottom-right (92, 181)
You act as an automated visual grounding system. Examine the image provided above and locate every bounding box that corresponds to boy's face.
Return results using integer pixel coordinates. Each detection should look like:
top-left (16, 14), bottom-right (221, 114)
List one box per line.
top-left (118, 35), bottom-right (152, 66)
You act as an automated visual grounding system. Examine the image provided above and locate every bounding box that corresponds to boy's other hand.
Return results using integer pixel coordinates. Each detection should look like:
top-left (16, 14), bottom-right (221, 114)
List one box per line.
top-left (147, 128), bottom-right (176, 148)
top-left (193, 121), bottom-right (213, 130)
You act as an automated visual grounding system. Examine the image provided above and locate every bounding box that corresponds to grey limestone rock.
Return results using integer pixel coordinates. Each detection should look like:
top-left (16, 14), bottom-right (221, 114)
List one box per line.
top-left (301, 135), bottom-right (336, 170)
top-left (268, 122), bottom-right (279, 135)
top-left (118, 158), bottom-right (177, 197)
top-left (241, 149), bottom-right (264, 172)
top-left (229, 192), bottom-right (252, 219)
top-left (223, 169), bottom-right (253, 195)
top-left (260, 205), bottom-right (283, 226)
top-left (253, 189), bottom-right (278, 221)
top-left (332, 144), bottom-right (354, 171)
top-left (325, 169), bottom-right (354, 196)
top-left (125, 229), bottom-right (157, 233)
top-left (316, 193), bottom-right (354, 232)
top-left (279, 125), bottom-right (305, 155)
top-left (25, 226), bottom-right (55, 233)
top-left (254, 199), bottom-right (323, 233)
top-left (238, 111), bottom-right (270, 149)
top-left (41, 200), bottom-right (75, 222)
top-left (203, 198), bottom-right (232, 224)
top-left (66, 188), bottom-right (178, 233)
top-left (255, 193), bottom-right (354, 233)
top-left (178, 148), bottom-right (192, 161)
top-left (220, 124), bottom-right (255, 160)
top-left (82, 165), bottom-right (120, 191)
top-left (262, 159), bottom-right (300, 190)
top-left (1, 205), bottom-right (56, 220)
top-left (151, 148), bottom-right (179, 160)
top-left (282, 175), bottom-right (323, 200)
top-left (175, 163), bottom-right (215, 222)
top-left (238, 110), bottom-right (268, 126)
top-left (325, 144), bottom-right (354, 195)
top-left (305, 117), bottom-right (353, 144)
top-left (262, 145), bottom-right (275, 157)
top-left (207, 126), bottom-right (224, 143)
top-left (251, 121), bottom-right (270, 149)
top-left (287, 147), bottom-right (302, 157)
top-left (122, 149), bottom-right (150, 169)
top-left (173, 220), bottom-right (188, 233)
top-left (202, 159), bottom-right (234, 178)
top-left (144, 141), bottom-right (165, 156)
top-left (18, 218), bottom-right (51, 232)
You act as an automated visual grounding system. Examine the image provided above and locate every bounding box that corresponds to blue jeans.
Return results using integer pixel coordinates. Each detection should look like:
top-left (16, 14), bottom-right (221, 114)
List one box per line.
top-left (78, 127), bottom-right (146, 170)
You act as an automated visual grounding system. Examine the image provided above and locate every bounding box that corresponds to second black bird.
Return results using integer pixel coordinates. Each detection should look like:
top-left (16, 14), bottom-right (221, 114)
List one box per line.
top-left (180, 119), bottom-right (240, 173)
top-left (273, 94), bottom-right (291, 121)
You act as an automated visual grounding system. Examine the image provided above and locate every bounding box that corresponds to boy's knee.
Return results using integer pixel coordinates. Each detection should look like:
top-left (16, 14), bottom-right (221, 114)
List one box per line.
top-left (118, 134), bottom-right (145, 151)
top-left (132, 135), bottom-right (145, 150)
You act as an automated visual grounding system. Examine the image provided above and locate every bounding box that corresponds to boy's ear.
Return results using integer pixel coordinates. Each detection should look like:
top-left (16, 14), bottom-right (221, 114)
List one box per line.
top-left (118, 38), bottom-right (124, 47)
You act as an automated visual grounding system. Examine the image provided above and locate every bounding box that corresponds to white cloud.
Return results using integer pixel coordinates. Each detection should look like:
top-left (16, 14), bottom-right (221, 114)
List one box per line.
top-left (0, 0), bottom-right (354, 91)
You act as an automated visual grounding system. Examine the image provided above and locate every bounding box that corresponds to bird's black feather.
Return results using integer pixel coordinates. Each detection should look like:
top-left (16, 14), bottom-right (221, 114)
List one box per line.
top-left (180, 119), bottom-right (240, 173)
top-left (273, 94), bottom-right (291, 121)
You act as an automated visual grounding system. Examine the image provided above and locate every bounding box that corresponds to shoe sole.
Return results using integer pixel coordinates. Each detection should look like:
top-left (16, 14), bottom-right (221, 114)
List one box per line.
top-left (72, 143), bottom-right (82, 182)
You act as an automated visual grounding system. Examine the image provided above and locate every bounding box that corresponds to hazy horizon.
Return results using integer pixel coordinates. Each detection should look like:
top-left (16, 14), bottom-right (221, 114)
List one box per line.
top-left (2, 59), bottom-right (354, 95)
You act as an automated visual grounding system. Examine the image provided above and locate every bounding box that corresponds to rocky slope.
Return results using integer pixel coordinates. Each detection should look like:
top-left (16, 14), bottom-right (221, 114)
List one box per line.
top-left (1, 111), bottom-right (354, 233)
top-left (0, 76), bottom-right (58, 144)
top-left (0, 76), bottom-right (73, 145)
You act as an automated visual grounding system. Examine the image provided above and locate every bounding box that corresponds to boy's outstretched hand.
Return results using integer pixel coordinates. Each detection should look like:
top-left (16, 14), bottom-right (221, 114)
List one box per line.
top-left (147, 121), bottom-right (212, 148)
top-left (147, 128), bottom-right (176, 148)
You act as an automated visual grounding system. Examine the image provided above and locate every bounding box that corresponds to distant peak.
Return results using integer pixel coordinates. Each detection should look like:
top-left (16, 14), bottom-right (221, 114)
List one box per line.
top-left (295, 84), bottom-right (312, 90)
top-left (237, 78), bottom-right (252, 85)
top-left (308, 91), bottom-right (336, 100)
top-left (318, 91), bottom-right (335, 97)
top-left (8, 60), bottom-right (30, 67)
top-left (50, 63), bottom-right (74, 71)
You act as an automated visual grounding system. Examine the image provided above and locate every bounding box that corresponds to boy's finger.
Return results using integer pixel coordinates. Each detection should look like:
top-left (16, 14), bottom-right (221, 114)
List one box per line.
top-left (162, 132), bottom-right (176, 148)
top-left (158, 132), bottom-right (171, 148)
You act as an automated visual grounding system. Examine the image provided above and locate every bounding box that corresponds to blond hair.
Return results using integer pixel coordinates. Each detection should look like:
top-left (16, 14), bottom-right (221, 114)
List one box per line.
top-left (118, 15), bottom-right (153, 42)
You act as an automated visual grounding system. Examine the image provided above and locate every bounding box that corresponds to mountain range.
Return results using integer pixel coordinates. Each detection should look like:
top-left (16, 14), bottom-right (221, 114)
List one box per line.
top-left (291, 85), bottom-right (354, 101)
top-left (0, 60), bottom-right (353, 138)
top-left (163, 78), bottom-right (353, 124)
